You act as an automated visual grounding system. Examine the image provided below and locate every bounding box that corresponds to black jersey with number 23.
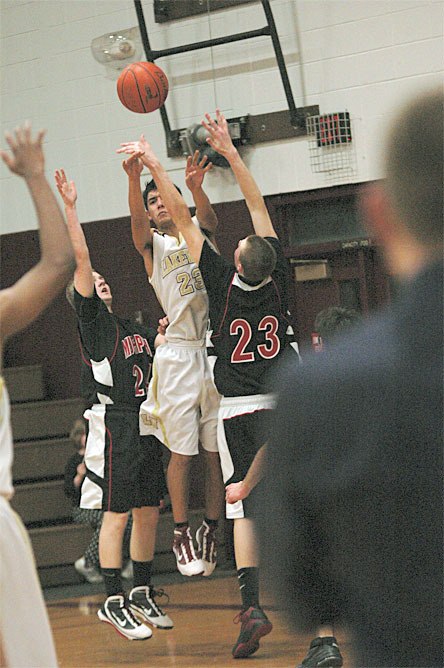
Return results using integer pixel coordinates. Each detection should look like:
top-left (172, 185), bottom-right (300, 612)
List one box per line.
top-left (199, 237), bottom-right (294, 397)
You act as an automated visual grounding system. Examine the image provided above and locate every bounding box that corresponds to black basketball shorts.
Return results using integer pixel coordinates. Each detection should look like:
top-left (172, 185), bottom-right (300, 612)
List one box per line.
top-left (81, 405), bottom-right (165, 513)
top-left (217, 394), bottom-right (275, 520)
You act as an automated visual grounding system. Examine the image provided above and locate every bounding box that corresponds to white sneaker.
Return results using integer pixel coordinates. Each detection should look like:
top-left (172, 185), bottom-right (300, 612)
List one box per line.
top-left (129, 585), bottom-right (174, 629)
top-left (97, 595), bottom-right (152, 640)
top-left (121, 560), bottom-right (133, 580)
top-left (172, 526), bottom-right (205, 576)
top-left (74, 556), bottom-right (103, 584)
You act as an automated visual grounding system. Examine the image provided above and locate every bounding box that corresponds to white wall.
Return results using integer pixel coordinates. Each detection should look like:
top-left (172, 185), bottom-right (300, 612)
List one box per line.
top-left (0, 0), bottom-right (442, 234)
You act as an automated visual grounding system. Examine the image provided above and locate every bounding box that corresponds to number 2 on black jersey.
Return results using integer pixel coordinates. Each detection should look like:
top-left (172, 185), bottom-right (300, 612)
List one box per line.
top-left (133, 363), bottom-right (151, 397)
top-left (230, 316), bottom-right (281, 363)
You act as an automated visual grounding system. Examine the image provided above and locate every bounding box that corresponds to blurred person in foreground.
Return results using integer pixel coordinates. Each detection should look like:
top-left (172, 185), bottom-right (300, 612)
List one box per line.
top-left (259, 87), bottom-right (443, 668)
top-left (0, 123), bottom-right (75, 667)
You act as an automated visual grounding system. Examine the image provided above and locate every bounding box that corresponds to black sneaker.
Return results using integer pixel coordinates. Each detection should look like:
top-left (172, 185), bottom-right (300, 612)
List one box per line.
top-left (97, 595), bottom-right (152, 640)
top-left (129, 585), bottom-right (174, 629)
top-left (232, 606), bottom-right (272, 659)
top-left (297, 636), bottom-right (343, 667)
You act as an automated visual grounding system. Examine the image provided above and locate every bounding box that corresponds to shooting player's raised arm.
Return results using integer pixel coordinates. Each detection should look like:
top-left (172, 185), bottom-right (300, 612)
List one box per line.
top-left (118, 135), bottom-right (205, 266)
top-left (121, 151), bottom-right (155, 278)
top-left (122, 153), bottom-right (152, 252)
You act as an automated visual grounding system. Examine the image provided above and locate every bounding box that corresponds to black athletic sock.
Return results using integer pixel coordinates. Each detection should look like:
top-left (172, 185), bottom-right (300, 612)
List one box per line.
top-left (102, 568), bottom-right (123, 597)
top-left (204, 517), bottom-right (218, 528)
top-left (133, 560), bottom-right (153, 588)
top-left (175, 521), bottom-right (189, 530)
top-left (237, 567), bottom-right (260, 610)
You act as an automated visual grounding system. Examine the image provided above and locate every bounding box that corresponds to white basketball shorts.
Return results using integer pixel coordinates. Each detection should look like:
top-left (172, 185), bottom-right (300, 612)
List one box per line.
top-left (140, 341), bottom-right (220, 455)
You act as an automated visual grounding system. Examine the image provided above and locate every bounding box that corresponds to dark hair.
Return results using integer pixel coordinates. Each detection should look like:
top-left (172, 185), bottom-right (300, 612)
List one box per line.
top-left (142, 178), bottom-right (182, 210)
top-left (239, 235), bottom-right (277, 283)
top-left (70, 418), bottom-right (86, 449)
top-left (385, 87), bottom-right (443, 248)
top-left (314, 306), bottom-right (361, 344)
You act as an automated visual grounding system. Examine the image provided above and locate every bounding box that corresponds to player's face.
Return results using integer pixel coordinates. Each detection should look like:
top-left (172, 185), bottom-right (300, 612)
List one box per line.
top-left (146, 189), bottom-right (175, 232)
top-left (93, 272), bottom-right (113, 307)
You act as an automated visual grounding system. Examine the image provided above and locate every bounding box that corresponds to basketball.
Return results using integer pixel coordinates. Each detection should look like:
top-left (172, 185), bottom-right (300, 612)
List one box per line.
top-left (117, 61), bottom-right (169, 113)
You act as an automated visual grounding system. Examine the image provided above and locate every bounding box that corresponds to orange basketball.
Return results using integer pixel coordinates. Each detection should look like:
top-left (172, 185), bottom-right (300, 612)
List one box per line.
top-left (117, 61), bottom-right (169, 113)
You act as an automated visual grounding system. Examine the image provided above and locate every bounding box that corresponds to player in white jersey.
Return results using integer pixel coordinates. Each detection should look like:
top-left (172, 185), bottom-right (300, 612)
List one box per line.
top-left (119, 111), bottom-right (297, 661)
top-left (120, 150), bottom-right (223, 577)
top-left (0, 123), bottom-right (75, 667)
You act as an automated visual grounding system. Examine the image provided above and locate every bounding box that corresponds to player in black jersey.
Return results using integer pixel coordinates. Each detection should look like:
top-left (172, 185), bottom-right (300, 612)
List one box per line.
top-left (56, 169), bottom-right (173, 640)
top-left (120, 110), bottom-right (298, 659)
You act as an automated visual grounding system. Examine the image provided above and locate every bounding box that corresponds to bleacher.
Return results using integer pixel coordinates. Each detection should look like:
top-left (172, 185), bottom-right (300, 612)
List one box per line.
top-left (6, 365), bottom-right (229, 589)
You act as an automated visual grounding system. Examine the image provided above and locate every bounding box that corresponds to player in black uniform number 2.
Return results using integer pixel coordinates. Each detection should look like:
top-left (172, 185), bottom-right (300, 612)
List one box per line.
top-left (56, 169), bottom-right (173, 641)
top-left (120, 110), bottom-right (298, 659)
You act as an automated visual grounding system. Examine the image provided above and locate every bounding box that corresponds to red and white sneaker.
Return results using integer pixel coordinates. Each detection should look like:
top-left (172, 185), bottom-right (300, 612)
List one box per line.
top-left (172, 526), bottom-right (205, 577)
top-left (196, 521), bottom-right (217, 576)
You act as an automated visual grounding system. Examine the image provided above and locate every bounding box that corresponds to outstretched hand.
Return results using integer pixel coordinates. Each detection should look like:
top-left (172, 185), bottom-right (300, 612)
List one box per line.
top-left (185, 150), bottom-right (212, 192)
top-left (117, 134), bottom-right (159, 168)
top-left (122, 152), bottom-right (144, 177)
top-left (201, 109), bottom-right (234, 157)
top-left (54, 169), bottom-right (77, 207)
top-left (0, 122), bottom-right (46, 178)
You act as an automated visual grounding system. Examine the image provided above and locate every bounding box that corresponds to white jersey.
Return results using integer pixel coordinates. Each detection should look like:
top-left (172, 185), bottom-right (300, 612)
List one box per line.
top-left (149, 220), bottom-right (209, 343)
top-left (0, 376), bottom-right (59, 666)
top-left (0, 377), bottom-right (14, 500)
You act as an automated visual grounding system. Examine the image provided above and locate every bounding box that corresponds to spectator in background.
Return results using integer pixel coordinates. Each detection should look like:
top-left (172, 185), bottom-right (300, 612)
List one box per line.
top-left (259, 87), bottom-right (443, 668)
top-left (63, 418), bottom-right (133, 584)
top-left (314, 306), bottom-right (362, 352)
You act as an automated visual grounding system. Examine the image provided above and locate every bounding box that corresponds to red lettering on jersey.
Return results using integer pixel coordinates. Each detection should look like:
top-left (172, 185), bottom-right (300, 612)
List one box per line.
top-left (258, 315), bottom-right (281, 359)
top-left (143, 338), bottom-right (153, 357)
top-left (123, 334), bottom-right (153, 359)
top-left (230, 316), bottom-right (281, 363)
top-left (133, 334), bottom-right (145, 354)
top-left (133, 364), bottom-right (146, 396)
top-left (230, 319), bottom-right (255, 363)
top-left (122, 336), bottom-right (135, 359)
